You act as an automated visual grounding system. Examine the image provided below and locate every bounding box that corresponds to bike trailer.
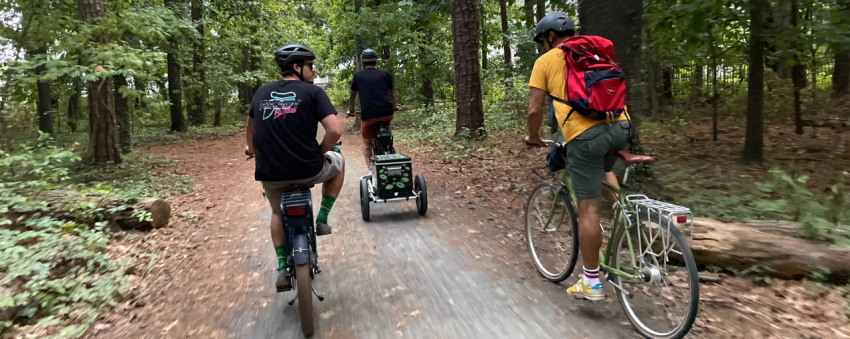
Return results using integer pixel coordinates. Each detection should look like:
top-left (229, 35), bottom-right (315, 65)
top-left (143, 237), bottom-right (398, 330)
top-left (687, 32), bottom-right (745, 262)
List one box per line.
top-left (373, 153), bottom-right (413, 200)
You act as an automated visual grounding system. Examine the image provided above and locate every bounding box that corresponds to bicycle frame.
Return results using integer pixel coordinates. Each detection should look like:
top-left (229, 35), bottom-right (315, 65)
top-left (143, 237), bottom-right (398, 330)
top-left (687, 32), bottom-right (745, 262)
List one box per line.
top-left (547, 168), bottom-right (650, 282)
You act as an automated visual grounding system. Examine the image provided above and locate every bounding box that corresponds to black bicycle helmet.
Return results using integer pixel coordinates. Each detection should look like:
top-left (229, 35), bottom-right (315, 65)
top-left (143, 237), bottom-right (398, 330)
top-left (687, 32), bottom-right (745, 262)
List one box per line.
top-left (361, 49), bottom-right (378, 62)
top-left (534, 12), bottom-right (575, 44)
top-left (274, 44), bottom-right (315, 81)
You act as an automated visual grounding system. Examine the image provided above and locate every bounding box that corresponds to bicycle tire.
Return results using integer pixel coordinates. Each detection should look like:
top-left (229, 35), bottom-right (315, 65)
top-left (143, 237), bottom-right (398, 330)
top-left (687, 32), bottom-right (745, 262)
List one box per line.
top-left (360, 177), bottom-right (370, 221)
top-left (415, 174), bottom-right (428, 216)
top-left (610, 213), bottom-right (699, 339)
top-left (524, 182), bottom-right (578, 283)
top-left (295, 263), bottom-right (314, 336)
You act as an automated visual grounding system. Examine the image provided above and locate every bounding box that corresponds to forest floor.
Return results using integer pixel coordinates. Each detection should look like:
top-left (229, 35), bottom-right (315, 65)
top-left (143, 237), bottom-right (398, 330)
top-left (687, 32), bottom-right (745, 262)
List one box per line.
top-left (76, 113), bottom-right (850, 339)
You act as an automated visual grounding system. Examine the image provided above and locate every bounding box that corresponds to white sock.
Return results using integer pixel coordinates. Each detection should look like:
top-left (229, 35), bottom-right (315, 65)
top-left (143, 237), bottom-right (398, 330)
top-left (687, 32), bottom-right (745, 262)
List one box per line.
top-left (367, 164), bottom-right (373, 176)
top-left (582, 266), bottom-right (601, 288)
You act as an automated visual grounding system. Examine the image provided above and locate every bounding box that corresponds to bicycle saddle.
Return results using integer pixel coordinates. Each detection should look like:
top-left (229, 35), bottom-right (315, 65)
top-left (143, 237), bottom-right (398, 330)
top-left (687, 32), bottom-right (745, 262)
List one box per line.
top-left (616, 151), bottom-right (653, 166)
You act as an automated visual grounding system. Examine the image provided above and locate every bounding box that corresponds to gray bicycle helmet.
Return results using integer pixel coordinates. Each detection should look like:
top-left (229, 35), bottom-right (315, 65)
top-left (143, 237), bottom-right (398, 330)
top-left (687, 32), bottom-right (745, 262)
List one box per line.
top-left (274, 44), bottom-right (315, 80)
top-left (534, 12), bottom-right (575, 43)
top-left (361, 49), bottom-right (378, 62)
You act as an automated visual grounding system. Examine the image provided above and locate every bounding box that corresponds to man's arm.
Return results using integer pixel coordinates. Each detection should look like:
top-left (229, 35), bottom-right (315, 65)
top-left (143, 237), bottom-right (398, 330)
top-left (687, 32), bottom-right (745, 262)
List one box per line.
top-left (525, 87), bottom-right (547, 146)
top-left (245, 116), bottom-right (255, 155)
top-left (319, 114), bottom-right (342, 154)
top-left (389, 89), bottom-right (397, 111)
top-left (349, 90), bottom-right (358, 113)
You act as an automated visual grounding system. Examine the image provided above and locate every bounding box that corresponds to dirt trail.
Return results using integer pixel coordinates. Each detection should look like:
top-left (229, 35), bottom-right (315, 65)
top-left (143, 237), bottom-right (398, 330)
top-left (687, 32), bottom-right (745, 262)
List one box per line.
top-left (85, 121), bottom-right (641, 339)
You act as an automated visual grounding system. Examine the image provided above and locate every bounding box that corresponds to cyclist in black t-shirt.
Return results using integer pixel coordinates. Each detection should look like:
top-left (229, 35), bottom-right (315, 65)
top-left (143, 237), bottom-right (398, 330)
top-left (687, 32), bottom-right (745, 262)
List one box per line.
top-left (348, 49), bottom-right (398, 175)
top-left (245, 44), bottom-right (345, 291)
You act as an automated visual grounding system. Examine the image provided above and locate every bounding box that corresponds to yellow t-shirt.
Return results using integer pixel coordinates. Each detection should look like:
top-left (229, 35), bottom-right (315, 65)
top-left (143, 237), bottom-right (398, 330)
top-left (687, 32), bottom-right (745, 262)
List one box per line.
top-left (528, 48), bottom-right (627, 143)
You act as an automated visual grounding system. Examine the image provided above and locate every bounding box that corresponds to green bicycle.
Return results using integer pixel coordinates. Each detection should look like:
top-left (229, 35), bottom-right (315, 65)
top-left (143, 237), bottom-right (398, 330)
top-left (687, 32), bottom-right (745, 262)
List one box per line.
top-left (524, 140), bottom-right (699, 339)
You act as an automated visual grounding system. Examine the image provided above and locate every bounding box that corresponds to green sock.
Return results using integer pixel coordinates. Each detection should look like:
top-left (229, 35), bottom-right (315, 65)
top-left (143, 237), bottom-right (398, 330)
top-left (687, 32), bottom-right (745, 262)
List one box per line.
top-left (275, 245), bottom-right (287, 270)
top-left (316, 195), bottom-right (337, 225)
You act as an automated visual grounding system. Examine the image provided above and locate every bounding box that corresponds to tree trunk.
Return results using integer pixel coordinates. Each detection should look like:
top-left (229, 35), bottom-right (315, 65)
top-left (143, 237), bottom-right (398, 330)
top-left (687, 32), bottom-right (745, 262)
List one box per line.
top-left (213, 98), bottom-right (221, 126)
top-left (114, 74), bottom-right (131, 153)
top-left (67, 79), bottom-right (81, 132)
top-left (167, 52), bottom-right (186, 132)
top-left (791, 0), bottom-right (806, 135)
top-left (33, 48), bottom-right (53, 135)
top-left (536, 0), bottom-right (545, 21)
top-left (692, 219), bottom-right (850, 283)
top-left (166, 0), bottom-right (186, 132)
top-left (834, 51), bottom-right (850, 96)
top-left (35, 190), bottom-right (171, 230)
top-left (523, 0), bottom-right (535, 28)
top-left (238, 46), bottom-right (252, 114)
top-left (500, 0), bottom-right (511, 66)
top-left (419, 33), bottom-right (434, 106)
top-left (453, 0), bottom-right (486, 138)
top-left (743, 0), bottom-right (766, 165)
top-left (709, 29), bottom-right (719, 141)
top-left (579, 0), bottom-right (659, 193)
top-left (188, 1), bottom-right (206, 126)
top-left (79, 0), bottom-right (120, 164)
top-left (480, 5), bottom-right (488, 71)
top-left (663, 67), bottom-right (673, 99)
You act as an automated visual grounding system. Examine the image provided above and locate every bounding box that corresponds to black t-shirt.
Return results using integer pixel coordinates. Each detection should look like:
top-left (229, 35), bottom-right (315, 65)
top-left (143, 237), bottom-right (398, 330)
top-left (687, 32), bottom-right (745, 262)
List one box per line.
top-left (351, 68), bottom-right (394, 120)
top-left (249, 80), bottom-right (336, 182)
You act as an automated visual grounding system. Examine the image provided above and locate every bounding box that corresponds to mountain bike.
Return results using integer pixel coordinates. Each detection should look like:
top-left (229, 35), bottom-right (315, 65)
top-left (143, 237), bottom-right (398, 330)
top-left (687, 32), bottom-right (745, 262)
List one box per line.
top-left (524, 140), bottom-right (699, 339)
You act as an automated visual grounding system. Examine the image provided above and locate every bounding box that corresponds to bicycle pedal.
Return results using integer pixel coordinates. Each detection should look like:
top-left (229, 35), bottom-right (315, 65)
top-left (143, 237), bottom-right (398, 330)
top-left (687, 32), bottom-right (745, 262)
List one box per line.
top-left (277, 286), bottom-right (293, 293)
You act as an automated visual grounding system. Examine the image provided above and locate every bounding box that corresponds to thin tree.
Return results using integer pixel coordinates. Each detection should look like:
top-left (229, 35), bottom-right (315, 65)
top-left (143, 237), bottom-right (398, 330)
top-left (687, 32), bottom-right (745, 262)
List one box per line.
top-left (166, 0), bottom-right (186, 132)
top-left (453, 0), bottom-right (485, 138)
top-left (33, 48), bottom-right (53, 135)
top-left (114, 74), bottom-right (131, 153)
top-left (79, 0), bottom-right (121, 163)
top-left (743, 0), bottom-right (766, 164)
top-left (188, 0), bottom-right (206, 126)
top-left (499, 0), bottom-right (511, 66)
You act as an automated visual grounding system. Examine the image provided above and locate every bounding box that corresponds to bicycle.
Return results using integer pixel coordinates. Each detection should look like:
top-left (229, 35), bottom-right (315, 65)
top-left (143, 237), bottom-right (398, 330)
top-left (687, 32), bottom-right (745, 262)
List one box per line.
top-left (246, 151), bottom-right (327, 336)
top-left (523, 140), bottom-right (699, 339)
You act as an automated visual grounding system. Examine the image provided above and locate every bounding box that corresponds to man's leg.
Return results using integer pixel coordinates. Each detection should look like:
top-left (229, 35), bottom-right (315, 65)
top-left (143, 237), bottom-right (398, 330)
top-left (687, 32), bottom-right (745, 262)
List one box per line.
top-left (315, 152), bottom-right (345, 235)
top-left (601, 172), bottom-right (619, 205)
top-left (362, 137), bottom-right (373, 173)
top-left (263, 183), bottom-right (292, 290)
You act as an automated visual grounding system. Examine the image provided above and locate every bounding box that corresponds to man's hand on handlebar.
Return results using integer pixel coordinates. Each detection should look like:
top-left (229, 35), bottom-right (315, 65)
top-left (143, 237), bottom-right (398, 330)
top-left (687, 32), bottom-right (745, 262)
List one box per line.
top-left (245, 146), bottom-right (255, 160)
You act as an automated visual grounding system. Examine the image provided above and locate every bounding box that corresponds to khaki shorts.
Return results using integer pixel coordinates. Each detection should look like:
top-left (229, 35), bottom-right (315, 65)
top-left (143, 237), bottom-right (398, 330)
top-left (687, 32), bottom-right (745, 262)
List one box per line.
top-left (566, 120), bottom-right (630, 199)
top-left (262, 151), bottom-right (344, 213)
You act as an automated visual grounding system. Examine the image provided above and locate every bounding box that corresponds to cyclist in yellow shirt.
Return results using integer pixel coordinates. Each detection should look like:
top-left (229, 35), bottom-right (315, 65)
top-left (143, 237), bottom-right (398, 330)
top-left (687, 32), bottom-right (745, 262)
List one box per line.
top-left (524, 12), bottom-right (630, 301)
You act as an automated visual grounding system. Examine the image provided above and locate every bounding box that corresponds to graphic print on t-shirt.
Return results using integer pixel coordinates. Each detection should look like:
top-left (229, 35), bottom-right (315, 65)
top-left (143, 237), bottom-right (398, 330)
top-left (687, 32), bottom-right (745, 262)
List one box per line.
top-left (260, 91), bottom-right (300, 120)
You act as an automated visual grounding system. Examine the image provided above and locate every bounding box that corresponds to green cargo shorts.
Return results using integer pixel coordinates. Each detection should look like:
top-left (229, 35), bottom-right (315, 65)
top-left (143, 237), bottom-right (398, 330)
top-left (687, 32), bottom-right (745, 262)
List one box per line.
top-left (565, 120), bottom-right (631, 199)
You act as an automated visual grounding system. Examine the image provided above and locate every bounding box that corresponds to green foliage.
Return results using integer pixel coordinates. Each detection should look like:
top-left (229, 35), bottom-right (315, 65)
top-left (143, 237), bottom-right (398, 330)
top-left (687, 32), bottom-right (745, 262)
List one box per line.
top-left (0, 133), bottom-right (191, 337)
top-left (756, 168), bottom-right (850, 244)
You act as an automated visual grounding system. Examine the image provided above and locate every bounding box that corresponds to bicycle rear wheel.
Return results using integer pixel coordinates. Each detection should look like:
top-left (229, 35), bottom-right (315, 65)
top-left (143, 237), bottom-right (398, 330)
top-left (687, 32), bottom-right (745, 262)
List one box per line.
top-left (524, 182), bottom-right (578, 283)
top-left (610, 213), bottom-right (699, 339)
top-left (295, 263), bottom-right (314, 336)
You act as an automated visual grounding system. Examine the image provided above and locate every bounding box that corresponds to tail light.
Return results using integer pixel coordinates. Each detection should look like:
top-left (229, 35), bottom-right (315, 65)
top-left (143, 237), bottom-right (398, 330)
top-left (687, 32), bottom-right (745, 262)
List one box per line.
top-left (676, 215), bottom-right (687, 224)
top-left (284, 205), bottom-right (308, 217)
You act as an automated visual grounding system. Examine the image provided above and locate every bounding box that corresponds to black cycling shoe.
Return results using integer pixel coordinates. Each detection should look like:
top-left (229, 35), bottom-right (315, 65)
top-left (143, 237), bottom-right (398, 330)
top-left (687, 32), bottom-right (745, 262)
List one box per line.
top-left (316, 223), bottom-right (332, 236)
top-left (275, 269), bottom-right (292, 292)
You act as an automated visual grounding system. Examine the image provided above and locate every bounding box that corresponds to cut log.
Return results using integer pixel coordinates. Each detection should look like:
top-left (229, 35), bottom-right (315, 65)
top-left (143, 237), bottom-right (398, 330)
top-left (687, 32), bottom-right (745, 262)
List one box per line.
top-left (692, 218), bottom-right (850, 283)
top-left (33, 190), bottom-right (171, 230)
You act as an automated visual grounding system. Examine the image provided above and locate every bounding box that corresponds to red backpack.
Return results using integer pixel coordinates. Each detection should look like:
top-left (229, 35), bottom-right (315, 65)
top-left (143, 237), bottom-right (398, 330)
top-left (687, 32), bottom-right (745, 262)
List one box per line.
top-left (551, 35), bottom-right (626, 123)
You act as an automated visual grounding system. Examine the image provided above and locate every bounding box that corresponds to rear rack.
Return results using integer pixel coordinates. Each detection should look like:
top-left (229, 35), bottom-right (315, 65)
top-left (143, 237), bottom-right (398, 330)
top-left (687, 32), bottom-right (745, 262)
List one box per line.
top-left (625, 195), bottom-right (694, 243)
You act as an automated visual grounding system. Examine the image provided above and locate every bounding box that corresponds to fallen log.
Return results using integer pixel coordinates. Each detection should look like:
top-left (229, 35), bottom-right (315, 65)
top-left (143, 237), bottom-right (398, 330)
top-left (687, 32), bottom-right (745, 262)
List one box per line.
top-left (34, 190), bottom-right (170, 229)
top-left (692, 218), bottom-right (850, 283)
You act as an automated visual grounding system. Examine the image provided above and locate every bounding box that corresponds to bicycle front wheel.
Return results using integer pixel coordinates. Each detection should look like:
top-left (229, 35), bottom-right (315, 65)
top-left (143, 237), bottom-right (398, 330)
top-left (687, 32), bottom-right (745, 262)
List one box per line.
top-left (524, 182), bottom-right (578, 283)
top-left (610, 213), bottom-right (699, 339)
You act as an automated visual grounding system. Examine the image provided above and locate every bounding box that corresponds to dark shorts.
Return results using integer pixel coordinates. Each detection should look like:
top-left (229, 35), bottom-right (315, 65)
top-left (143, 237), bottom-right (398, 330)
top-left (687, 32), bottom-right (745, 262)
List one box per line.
top-left (566, 120), bottom-right (630, 199)
top-left (360, 115), bottom-right (394, 140)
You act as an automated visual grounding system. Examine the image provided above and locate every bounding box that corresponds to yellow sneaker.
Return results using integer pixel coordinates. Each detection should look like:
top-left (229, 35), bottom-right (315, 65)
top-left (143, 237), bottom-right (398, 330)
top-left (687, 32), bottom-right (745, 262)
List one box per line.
top-left (566, 280), bottom-right (604, 301)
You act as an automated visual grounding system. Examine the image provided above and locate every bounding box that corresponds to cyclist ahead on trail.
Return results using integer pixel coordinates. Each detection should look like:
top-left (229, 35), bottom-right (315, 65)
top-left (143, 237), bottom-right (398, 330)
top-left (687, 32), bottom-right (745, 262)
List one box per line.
top-left (245, 44), bottom-right (346, 291)
top-left (524, 12), bottom-right (631, 301)
top-left (348, 49), bottom-right (398, 176)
